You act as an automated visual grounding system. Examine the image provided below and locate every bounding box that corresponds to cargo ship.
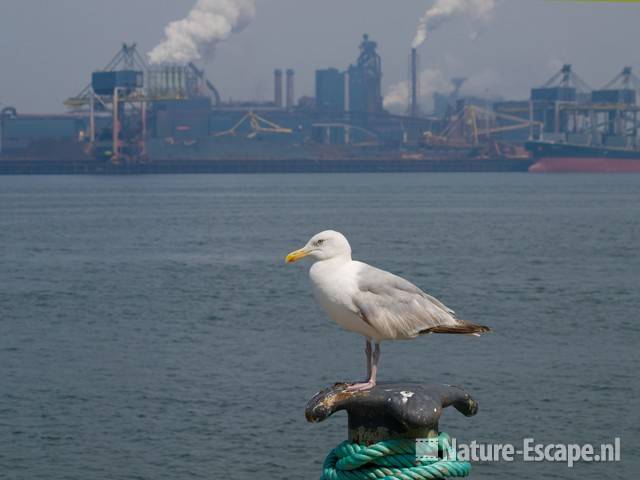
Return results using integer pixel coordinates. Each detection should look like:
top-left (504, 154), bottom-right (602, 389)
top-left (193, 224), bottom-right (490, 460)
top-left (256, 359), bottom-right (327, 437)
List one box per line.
top-left (0, 98), bottom-right (534, 174)
top-left (524, 64), bottom-right (640, 173)
top-left (526, 141), bottom-right (640, 173)
top-left (0, 132), bottom-right (533, 175)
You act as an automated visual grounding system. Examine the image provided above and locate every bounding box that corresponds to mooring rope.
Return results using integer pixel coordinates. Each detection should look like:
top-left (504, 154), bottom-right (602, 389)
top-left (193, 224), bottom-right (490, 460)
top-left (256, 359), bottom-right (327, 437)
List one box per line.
top-left (321, 432), bottom-right (471, 480)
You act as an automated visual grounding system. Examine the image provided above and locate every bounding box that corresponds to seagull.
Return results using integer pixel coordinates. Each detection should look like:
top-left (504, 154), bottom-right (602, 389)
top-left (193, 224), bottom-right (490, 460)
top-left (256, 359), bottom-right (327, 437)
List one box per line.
top-left (285, 230), bottom-right (490, 392)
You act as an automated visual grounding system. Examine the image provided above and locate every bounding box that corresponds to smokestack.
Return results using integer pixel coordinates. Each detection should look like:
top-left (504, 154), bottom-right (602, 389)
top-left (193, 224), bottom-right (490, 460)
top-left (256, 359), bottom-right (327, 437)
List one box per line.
top-left (286, 69), bottom-right (295, 109)
top-left (344, 71), bottom-right (350, 113)
top-left (410, 48), bottom-right (420, 117)
top-left (274, 69), bottom-right (283, 108)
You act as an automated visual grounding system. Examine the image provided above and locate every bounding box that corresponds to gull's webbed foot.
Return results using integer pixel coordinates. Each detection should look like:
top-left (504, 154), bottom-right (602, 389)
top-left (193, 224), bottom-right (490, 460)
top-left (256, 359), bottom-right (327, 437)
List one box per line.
top-left (344, 380), bottom-right (377, 392)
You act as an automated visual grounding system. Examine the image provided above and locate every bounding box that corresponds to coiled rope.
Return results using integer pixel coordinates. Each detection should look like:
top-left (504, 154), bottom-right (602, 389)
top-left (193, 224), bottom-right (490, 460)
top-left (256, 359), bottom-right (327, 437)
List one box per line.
top-left (321, 432), bottom-right (471, 480)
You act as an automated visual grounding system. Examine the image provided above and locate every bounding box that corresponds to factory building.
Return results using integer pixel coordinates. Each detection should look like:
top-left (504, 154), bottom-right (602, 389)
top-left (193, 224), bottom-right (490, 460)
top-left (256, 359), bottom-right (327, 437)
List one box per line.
top-left (347, 35), bottom-right (383, 115)
top-left (1, 37), bottom-right (638, 169)
top-left (527, 65), bottom-right (639, 146)
top-left (590, 67), bottom-right (639, 146)
top-left (529, 64), bottom-right (590, 138)
top-left (315, 68), bottom-right (346, 114)
top-left (314, 34), bottom-right (383, 117)
top-left (0, 36), bottom-right (399, 163)
top-left (0, 108), bottom-right (87, 157)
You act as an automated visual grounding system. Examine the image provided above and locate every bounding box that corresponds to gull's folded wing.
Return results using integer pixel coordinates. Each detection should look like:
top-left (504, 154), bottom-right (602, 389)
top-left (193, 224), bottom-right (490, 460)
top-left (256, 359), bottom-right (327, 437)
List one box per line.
top-left (352, 263), bottom-right (462, 340)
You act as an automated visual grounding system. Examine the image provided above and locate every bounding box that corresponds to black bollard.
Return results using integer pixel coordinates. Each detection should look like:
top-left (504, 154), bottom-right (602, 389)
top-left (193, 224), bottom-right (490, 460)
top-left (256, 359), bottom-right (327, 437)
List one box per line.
top-left (306, 382), bottom-right (478, 444)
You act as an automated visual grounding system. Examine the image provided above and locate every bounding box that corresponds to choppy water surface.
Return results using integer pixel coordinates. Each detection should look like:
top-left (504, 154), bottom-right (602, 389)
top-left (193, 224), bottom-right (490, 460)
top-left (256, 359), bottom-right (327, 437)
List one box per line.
top-left (1, 173), bottom-right (639, 479)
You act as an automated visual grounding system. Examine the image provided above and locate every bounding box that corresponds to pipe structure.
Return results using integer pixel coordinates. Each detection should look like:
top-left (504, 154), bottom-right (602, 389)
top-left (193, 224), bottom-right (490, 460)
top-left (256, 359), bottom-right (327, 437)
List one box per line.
top-left (112, 88), bottom-right (121, 162)
top-left (344, 71), bottom-right (350, 113)
top-left (141, 100), bottom-right (147, 157)
top-left (89, 90), bottom-right (96, 143)
top-left (286, 69), bottom-right (295, 110)
top-left (344, 71), bottom-right (350, 144)
top-left (410, 48), bottom-right (420, 118)
top-left (274, 69), bottom-right (283, 108)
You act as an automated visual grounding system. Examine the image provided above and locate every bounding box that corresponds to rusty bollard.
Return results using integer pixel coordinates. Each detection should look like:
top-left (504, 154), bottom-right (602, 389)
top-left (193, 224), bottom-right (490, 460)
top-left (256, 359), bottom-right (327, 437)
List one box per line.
top-left (306, 382), bottom-right (478, 479)
top-left (306, 382), bottom-right (478, 443)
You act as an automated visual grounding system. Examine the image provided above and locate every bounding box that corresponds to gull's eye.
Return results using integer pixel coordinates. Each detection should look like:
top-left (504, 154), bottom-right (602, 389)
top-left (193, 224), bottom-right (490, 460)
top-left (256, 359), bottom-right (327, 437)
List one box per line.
top-left (315, 239), bottom-right (325, 247)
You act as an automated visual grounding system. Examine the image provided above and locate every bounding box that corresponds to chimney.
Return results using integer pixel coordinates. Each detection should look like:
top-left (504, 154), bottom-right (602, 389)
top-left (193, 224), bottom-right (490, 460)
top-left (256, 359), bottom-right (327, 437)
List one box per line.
top-left (410, 48), bottom-right (420, 118)
top-left (286, 69), bottom-right (295, 109)
top-left (344, 70), bottom-right (350, 113)
top-left (274, 69), bottom-right (283, 108)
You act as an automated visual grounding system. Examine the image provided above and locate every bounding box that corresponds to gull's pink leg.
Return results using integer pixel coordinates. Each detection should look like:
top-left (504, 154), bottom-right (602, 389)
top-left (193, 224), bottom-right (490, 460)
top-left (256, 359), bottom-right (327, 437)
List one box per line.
top-left (366, 340), bottom-right (372, 379)
top-left (345, 342), bottom-right (380, 392)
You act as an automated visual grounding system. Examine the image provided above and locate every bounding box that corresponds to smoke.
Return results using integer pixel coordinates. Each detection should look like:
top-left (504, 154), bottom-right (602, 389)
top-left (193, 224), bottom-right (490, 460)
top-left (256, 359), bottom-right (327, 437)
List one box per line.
top-left (383, 67), bottom-right (504, 113)
top-left (383, 68), bottom-right (452, 111)
top-left (148, 0), bottom-right (256, 64)
top-left (412, 0), bottom-right (496, 49)
top-left (462, 69), bottom-right (502, 97)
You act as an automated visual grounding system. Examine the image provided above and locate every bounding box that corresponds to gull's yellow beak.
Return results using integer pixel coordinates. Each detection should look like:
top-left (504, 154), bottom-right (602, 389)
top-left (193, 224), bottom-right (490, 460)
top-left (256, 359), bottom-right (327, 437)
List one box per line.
top-left (285, 248), bottom-right (309, 263)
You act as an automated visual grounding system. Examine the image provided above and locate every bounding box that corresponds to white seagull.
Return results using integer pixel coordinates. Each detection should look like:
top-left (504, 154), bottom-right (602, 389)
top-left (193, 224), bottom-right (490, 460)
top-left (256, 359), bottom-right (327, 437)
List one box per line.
top-left (286, 230), bottom-right (490, 391)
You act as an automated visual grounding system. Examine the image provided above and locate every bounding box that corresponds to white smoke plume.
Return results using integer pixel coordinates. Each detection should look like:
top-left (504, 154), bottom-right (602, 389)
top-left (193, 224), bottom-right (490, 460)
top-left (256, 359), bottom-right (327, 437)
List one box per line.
top-left (383, 68), bottom-right (452, 112)
top-left (412, 0), bottom-right (496, 49)
top-left (148, 0), bottom-right (256, 64)
top-left (383, 67), bottom-right (504, 113)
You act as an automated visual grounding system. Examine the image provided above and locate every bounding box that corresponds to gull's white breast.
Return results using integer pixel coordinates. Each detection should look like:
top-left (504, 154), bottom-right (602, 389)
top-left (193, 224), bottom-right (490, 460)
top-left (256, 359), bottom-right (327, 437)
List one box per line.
top-left (309, 260), bottom-right (379, 340)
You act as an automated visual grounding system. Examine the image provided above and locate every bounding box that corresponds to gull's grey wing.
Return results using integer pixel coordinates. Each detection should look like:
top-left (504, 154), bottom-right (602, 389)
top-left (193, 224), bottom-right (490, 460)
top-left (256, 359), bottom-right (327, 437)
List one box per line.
top-left (352, 262), bottom-right (463, 340)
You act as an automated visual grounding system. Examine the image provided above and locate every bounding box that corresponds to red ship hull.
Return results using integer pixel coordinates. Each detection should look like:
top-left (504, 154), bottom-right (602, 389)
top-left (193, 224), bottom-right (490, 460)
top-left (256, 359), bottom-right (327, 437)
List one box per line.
top-left (530, 157), bottom-right (640, 173)
top-left (526, 141), bottom-right (640, 173)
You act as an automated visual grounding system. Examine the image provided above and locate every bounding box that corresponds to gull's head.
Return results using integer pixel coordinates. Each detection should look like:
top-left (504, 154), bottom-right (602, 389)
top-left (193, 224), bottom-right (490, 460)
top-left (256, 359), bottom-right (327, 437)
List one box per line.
top-left (286, 230), bottom-right (352, 264)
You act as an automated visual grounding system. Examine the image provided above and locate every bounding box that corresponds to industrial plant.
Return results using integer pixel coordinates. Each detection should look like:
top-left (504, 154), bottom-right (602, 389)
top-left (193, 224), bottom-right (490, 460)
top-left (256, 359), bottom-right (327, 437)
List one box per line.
top-left (1, 35), bottom-right (639, 173)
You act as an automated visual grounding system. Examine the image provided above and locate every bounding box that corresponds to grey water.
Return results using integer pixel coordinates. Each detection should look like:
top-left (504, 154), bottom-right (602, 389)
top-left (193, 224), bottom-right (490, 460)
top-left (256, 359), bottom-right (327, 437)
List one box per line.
top-left (0, 173), bottom-right (639, 480)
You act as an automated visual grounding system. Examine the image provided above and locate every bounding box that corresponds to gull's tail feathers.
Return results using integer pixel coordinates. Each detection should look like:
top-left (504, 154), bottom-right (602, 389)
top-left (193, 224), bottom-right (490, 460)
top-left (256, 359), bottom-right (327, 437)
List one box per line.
top-left (420, 321), bottom-right (492, 336)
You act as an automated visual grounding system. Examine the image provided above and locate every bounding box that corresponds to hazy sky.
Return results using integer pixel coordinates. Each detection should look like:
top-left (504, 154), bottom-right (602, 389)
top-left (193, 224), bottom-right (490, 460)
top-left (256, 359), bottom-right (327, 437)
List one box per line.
top-left (1, 0), bottom-right (639, 113)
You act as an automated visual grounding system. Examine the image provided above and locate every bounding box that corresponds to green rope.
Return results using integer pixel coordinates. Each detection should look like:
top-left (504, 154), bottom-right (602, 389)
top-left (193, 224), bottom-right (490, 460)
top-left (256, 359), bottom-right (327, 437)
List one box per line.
top-left (321, 432), bottom-right (471, 480)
